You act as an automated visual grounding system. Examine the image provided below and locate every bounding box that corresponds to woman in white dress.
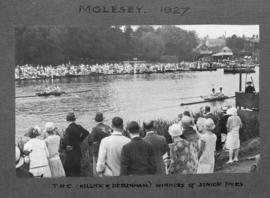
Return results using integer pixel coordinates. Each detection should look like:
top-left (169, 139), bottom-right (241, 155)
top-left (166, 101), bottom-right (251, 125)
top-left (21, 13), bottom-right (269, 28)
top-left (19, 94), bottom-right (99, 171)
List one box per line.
top-left (225, 107), bottom-right (242, 164)
top-left (197, 118), bottom-right (217, 173)
top-left (24, 126), bottom-right (51, 177)
top-left (44, 122), bottom-right (66, 177)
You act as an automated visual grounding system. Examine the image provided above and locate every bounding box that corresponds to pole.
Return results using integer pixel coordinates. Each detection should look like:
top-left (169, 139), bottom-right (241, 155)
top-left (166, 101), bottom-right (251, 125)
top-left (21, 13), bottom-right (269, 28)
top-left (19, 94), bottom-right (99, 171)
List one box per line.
top-left (239, 72), bottom-right (242, 92)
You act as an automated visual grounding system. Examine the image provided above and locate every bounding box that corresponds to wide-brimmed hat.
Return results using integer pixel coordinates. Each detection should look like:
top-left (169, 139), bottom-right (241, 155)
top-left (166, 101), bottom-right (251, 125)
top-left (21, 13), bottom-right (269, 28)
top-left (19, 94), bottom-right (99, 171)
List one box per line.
top-left (16, 146), bottom-right (24, 168)
top-left (221, 105), bottom-right (229, 112)
top-left (196, 117), bottom-right (206, 131)
top-left (204, 118), bottom-right (215, 131)
top-left (95, 112), bottom-right (104, 122)
top-left (66, 112), bottom-right (76, 121)
top-left (246, 81), bottom-right (252, 84)
top-left (168, 123), bottom-right (182, 137)
top-left (181, 116), bottom-right (194, 129)
top-left (45, 122), bottom-right (55, 132)
top-left (227, 107), bottom-right (237, 116)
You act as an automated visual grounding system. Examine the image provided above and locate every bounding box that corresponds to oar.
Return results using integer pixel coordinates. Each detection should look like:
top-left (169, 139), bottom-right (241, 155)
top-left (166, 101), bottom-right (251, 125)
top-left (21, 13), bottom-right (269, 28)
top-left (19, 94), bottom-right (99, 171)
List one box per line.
top-left (180, 96), bottom-right (235, 106)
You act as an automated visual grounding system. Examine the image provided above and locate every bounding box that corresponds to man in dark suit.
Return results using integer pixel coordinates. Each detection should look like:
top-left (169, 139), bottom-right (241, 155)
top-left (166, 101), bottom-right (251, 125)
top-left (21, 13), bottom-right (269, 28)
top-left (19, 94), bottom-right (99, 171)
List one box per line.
top-left (88, 112), bottom-right (112, 176)
top-left (143, 120), bottom-right (168, 175)
top-left (62, 112), bottom-right (89, 177)
top-left (120, 121), bottom-right (156, 176)
top-left (245, 81), bottom-right (255, 93)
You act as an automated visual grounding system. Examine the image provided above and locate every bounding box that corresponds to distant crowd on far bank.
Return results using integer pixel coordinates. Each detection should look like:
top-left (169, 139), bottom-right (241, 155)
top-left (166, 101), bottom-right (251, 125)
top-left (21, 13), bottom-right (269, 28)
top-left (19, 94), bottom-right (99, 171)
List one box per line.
top-left (16, 105), bottom-right (254, 178)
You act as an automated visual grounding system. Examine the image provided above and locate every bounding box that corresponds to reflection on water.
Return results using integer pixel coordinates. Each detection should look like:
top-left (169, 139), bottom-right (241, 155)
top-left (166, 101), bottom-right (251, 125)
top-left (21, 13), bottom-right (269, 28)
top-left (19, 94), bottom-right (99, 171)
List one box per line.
top-left (16, 68), bottom-right (259, 136)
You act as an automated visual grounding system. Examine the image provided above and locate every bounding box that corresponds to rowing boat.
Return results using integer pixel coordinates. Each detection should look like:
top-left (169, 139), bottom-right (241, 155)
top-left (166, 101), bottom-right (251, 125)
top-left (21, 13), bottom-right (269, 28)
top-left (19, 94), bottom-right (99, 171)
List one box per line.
top-left (36, 91), bottom-right (66, 97)
top-left (180, 95), bottom-right (234, 106)
top-left (201, 95), bottom-right (229, 101)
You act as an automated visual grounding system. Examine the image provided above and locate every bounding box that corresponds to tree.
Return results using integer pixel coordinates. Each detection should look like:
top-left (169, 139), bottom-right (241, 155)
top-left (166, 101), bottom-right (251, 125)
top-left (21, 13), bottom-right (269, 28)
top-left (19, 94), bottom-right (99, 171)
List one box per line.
top-left (226, 35), bottom-right (245, 55)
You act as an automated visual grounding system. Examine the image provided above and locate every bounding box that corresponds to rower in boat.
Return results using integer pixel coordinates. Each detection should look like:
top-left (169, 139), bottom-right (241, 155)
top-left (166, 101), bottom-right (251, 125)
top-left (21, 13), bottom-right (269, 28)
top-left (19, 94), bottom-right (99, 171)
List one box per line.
top-left (216, 87), bottom-right (225, 97)
top-left (211, 88), bottom-right (216, 97)
top-left (36, 85), bottom-right (64, 96)
top-left (201, 87), bottom-right (228, 101)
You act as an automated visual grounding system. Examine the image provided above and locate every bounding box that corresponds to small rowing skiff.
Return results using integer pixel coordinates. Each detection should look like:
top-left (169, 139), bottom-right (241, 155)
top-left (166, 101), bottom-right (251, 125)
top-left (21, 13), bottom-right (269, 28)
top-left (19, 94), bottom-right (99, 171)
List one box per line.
top-left (201, 95), bottom-right (229, 101)
top-left (36, 91), bottom-right (66, 97)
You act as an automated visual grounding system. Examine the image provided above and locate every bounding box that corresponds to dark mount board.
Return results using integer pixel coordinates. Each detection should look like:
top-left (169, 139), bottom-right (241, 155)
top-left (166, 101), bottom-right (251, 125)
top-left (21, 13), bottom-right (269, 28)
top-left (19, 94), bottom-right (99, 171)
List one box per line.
top-left (0, 0), bottom-right (269, 198)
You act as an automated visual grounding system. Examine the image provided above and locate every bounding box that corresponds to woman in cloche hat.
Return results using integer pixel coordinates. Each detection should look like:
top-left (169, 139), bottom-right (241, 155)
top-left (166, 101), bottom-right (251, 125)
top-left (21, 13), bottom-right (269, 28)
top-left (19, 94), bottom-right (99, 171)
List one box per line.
top-left (168, 116), bottom-right (202, 174)
top-left (44, 122), bottom-right (66, 177)
top-left (197, 118), bottom-right (217, 174)
top-left (23, 126), bottom-right (52, 177)
top-left (224, 107), bottom-right (242, 164)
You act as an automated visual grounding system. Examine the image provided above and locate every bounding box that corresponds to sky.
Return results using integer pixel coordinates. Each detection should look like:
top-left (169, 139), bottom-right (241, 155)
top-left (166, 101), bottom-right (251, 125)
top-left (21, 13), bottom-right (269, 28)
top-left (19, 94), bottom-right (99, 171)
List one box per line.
top-left (177, 25), bottom-right (259, 38)
top-left (131, 25), bottom-right (259, 39)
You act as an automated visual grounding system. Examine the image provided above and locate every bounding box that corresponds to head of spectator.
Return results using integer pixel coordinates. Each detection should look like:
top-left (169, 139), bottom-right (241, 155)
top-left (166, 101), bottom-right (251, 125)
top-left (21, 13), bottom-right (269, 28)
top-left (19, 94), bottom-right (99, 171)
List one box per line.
top-left (181, 116), bottom-right (194, 130)
top-left (112, 117), bottom-right (123, 132)
top-left (95, 112), bottom-right (104, 123)
top-left (45, 122), bottom-right (56, 135)
top-left (183, 110), bottom-right (191, 117)
top-left (27, 126), bottom-right (41, 139)
top-left (127, 121), bottom-right (140, 138)
top-left (196, 117), bottom-right (207, 133)
top-left (168, 123), bottom-right (182, 139)
top-left (205, 106), bottom-right (211, 114)
top-left (212, 88), bottom-right (215, 94)
top-left (177, 113), bottom-right (183, 122)
top-left (143, 120), bottom-right (154, 132)
top-left (221, 105), bottom-right (229, 113)
top-left (66, 112), bottom-right (76, 122)
top-left (227, 107), bottom-right (238, 116)
top-left (203, 118), bottom-right (215, 132)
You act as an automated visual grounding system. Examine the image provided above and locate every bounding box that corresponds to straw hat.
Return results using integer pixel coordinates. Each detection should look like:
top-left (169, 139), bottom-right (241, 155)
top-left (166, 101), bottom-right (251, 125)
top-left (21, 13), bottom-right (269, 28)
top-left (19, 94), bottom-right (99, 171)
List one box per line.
top-left (221, 105), bottom-right (229, 112)
top-left (45, 122), bottom-right (55, 132)
top-left (196, 117), bottom-right (206, 131)
top-left (16, 146), bottom-right (24, 168)
top-left (168, 123), bottom-right (182, 137)
top-left (204, 118), bottom-right (215, 131)
top-left (227, 107), bottom-right (237, 116)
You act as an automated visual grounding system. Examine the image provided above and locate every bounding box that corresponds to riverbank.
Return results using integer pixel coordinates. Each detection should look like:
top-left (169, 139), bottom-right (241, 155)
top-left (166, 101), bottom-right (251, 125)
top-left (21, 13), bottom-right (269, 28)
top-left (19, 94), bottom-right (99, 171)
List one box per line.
top-left (216, 137), bottom-right (260, 173)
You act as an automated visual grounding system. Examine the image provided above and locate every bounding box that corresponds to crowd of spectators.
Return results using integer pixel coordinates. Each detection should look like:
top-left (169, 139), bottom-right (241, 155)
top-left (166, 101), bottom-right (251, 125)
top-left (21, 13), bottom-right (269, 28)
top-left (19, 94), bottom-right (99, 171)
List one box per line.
top-left (16, 105), bottom-right (245, 178)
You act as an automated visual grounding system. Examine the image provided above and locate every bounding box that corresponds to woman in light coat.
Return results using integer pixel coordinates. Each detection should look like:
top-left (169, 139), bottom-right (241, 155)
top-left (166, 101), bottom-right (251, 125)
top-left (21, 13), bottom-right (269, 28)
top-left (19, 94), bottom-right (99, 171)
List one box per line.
top-left (44, 122), bottom-right (66, 177)
top-left (225, 107), bottom-right (242, 164)
top-left (24, 126), bottom-right (51, 177)
top-left (197, 118), bottom-right (217, 173)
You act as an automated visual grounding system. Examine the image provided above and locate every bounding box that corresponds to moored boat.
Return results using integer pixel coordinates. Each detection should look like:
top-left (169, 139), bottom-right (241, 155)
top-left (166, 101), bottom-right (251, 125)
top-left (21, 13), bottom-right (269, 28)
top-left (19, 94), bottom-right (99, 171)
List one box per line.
top-left (224, 67), bottom-right (255, 74)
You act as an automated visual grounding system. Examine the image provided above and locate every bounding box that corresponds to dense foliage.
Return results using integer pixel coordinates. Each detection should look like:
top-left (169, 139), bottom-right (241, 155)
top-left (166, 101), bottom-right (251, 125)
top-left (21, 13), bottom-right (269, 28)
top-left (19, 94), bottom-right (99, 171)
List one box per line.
top-left (15, 26), bottom-right (199, 66)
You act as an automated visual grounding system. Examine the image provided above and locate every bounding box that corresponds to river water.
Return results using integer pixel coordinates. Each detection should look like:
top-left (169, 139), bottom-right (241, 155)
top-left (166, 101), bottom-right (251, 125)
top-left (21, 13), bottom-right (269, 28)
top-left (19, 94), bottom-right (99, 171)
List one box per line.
top-left (16, 68), bottom-right (259, 137)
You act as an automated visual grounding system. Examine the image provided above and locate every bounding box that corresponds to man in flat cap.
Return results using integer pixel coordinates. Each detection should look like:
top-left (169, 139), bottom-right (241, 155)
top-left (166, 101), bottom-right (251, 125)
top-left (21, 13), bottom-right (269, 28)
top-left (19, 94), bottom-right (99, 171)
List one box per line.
top-left (62, 112), bottom-right (89, 177)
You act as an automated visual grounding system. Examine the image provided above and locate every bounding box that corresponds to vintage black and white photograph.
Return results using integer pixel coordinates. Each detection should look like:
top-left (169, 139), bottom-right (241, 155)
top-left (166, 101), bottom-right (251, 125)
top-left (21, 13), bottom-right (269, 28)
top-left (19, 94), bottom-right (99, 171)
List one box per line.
top-left (15, 25), bottom-right (259, 178)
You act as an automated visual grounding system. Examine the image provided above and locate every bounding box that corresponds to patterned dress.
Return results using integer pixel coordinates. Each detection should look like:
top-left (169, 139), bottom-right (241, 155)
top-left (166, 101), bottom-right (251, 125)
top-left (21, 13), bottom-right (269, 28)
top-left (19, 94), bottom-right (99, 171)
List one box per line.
top-left (168, 138), bottom-right (201, 174)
